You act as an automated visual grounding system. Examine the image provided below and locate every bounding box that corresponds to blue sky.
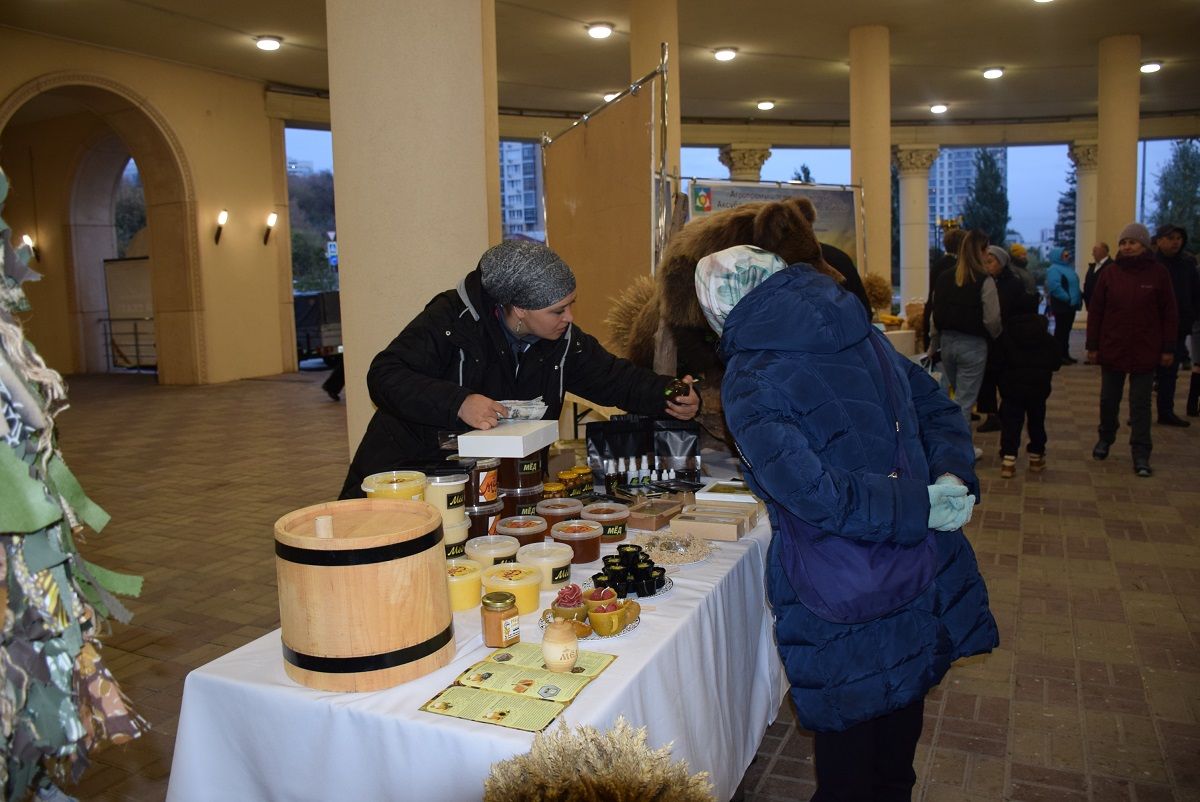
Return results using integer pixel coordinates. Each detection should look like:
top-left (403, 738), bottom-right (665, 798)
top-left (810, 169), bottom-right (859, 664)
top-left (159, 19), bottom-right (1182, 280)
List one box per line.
top-left (284, 129), bottom-right (1176, 245)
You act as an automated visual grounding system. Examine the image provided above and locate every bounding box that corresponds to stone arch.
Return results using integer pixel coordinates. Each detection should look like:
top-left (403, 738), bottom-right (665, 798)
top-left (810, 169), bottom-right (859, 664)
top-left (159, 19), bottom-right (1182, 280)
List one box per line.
top-left (0, 72), bottom-right (205, 383)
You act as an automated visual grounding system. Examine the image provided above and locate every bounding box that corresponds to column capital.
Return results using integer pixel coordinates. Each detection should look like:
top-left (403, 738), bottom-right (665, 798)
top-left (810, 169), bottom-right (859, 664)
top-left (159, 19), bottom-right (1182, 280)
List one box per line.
top-left (719, 142), bottom-right (772, 181)
top-left (892, 145), bottom-right (940, 174)
top-left (1069, 140), bottom-right (1099, 171)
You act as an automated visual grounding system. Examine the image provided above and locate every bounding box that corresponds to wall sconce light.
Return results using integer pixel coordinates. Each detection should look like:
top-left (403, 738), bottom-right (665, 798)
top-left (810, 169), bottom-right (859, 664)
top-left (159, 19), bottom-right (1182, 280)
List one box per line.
top-left (263, 212), bottom-right (278, 245)
top-left (21, 234), bottom-right (40, 262)
top-left (215, 209), bottom-right (229, 244)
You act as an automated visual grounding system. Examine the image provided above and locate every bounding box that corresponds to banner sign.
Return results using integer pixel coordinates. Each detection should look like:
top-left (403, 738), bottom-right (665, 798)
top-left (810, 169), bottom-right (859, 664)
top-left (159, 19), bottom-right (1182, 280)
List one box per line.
top-left (687, 180), bottom-right (863, 270)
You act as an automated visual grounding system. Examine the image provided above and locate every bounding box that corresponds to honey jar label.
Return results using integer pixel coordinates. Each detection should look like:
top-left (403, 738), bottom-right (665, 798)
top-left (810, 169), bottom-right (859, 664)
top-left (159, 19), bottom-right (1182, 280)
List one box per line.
top-left (445, 542), bottom-right (466, 560)
top-left (515, 501), bottom-right (538, 516)
top-left (495, 555), bottom-right (517, 564)
top-left (551, 564), bottom-right (571, 584)
top-left (447, 491), bottom-right (466, 510)
top-left (602, 524), bottom-right (626, 538)
top-left (519, 459), bottom-right (540, 475)
top-left (478, 469), bottom-right (500, 502)
top-left (502, 617), bottom-right (521, 641)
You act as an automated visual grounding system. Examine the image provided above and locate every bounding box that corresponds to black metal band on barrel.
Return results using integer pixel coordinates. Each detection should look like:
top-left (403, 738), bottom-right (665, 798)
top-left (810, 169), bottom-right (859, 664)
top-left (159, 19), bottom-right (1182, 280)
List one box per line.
top-left (274, 525), bottom-right (444, 566)
top-left (282, 624), bottom-right (455, 674)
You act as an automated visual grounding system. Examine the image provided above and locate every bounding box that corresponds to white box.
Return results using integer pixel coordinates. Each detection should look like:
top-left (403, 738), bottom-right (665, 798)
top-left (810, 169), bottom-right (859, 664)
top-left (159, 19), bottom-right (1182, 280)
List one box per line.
top-left (455, 420), bottom-right (559, 458)
top-left (695, 479), bottom-right (761, 505)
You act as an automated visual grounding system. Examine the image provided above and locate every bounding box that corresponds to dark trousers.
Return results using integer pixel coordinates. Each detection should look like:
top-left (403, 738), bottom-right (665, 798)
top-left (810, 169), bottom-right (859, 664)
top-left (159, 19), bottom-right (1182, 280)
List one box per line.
top-left (812, 699), bottom-right (924, 802)
top-left (1049, 298), bottom-right (1076, 360)
top-left (1098, 368), bottom-right (1153, 460)
top-left (977, 363), bottom-right (999, 416)
top-left (1155, 336), bottom-right (1187, 416)
top-left (999, 394), bottom-right (1047, 456)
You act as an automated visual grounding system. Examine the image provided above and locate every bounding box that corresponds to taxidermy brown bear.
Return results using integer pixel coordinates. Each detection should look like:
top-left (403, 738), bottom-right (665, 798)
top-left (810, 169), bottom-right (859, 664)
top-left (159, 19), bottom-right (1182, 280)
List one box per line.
top-left (607, 196), bottom-right (845, 444)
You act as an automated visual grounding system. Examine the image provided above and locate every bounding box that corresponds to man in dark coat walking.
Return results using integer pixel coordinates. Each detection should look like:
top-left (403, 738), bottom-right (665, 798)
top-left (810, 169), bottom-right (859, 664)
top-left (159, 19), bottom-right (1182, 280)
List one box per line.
top-left (1153, 224), bottom-right (1199, 426)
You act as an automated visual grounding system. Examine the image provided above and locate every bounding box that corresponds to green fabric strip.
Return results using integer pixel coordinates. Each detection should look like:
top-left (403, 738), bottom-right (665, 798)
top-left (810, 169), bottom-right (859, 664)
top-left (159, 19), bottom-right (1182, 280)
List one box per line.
top-left (80, 559), bottom-right (143, 598)
top-left (47, 456), bottom-right (109, 533)
top-left (0, 444), bottom-right (61, 533)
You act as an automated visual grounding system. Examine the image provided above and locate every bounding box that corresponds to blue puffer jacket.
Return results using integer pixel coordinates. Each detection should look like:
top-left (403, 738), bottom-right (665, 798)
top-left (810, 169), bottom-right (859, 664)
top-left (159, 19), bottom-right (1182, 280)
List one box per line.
top-left (720, 265), bottom-right (998, 733)
top-left (1046, 247), bottom-right (1082, 308)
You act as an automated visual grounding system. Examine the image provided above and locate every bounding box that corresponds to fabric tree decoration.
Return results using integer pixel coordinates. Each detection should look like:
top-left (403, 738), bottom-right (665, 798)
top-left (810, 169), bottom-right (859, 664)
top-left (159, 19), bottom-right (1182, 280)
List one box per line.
top-left (1, 167), bottom-right (146, 801)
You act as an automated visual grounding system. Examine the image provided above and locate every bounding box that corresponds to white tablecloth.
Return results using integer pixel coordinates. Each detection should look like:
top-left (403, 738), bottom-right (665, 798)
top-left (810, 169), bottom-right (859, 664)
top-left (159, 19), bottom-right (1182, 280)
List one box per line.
top-left (166, 521), bottom-right (786, 802)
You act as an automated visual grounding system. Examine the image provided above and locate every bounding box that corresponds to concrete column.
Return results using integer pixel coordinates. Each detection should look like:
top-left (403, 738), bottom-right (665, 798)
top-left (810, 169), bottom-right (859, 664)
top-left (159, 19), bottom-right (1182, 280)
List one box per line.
top-left (630, 0), bottom-right (681, 180)
top-left (719, 143), bottom-right (772, 181)
top-left (849, 25), bottom-right (891, 281)
top-left (1070, 140), bottom-right (1099, 324)
top-left (1096, 35), bottom-right (1140, 247)
top-left (893, 145), bottom-right (939, 303)
top-left (327, 0), bottom-right (493, 450)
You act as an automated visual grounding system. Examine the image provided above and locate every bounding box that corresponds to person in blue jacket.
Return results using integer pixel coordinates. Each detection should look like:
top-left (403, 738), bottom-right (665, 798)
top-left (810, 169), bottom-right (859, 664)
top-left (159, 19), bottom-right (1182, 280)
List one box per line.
top-left (1045, 247), bottom-right (1083, 364)
top-left (696, 245), bottom-right (998, 802)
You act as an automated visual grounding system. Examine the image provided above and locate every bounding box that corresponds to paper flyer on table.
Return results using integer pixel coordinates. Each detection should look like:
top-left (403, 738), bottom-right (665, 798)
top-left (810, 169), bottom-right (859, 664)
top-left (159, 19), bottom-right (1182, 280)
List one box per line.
top-left (420, 644), bottom-right (615, 731)
top-left (420, 686), bottom-right (564, 732)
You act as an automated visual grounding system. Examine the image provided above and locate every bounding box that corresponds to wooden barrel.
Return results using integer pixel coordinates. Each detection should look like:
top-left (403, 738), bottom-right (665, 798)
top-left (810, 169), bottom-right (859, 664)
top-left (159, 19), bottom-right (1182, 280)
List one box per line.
top-left (274, 498), bottom-right (455, 692)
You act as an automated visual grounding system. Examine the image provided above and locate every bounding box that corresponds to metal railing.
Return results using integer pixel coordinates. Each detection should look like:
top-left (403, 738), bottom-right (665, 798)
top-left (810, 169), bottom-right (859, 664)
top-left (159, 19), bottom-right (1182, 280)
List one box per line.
top-left (99, 317), bottom-right (157, 373)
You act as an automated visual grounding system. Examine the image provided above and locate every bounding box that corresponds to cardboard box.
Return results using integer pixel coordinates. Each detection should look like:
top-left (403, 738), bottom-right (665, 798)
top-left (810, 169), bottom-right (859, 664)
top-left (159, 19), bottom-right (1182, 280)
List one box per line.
top-left (695, 479), bottom-right (760, 505)
top-left (669, 512), bottom-right (745, 542)
top-left (455, 420), bottom-right (559, 459)
top-left (626, 499), bottom-right (683, 532)
top-left (683, 502), bottom-right (758, 529)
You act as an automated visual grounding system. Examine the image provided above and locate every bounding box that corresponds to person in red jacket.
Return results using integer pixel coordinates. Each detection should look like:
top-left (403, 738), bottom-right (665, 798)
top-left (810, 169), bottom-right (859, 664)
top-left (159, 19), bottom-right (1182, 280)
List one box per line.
top-left (1085, 223), bottom-right (1179, 477)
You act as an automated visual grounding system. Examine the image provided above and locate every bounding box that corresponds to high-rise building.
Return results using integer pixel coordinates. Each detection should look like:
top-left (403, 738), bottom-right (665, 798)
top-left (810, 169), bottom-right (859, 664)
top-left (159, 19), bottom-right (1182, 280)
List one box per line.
top-left (499, 140), bottom-right (544, 241)
top-left (927, 147), bottom-right (1007, 246)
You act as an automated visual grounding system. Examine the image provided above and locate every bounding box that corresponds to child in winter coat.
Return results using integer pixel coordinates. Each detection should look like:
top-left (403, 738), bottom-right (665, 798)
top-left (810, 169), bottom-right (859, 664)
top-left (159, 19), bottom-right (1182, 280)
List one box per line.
top-left (993, 294), bottom-right (1062, 478)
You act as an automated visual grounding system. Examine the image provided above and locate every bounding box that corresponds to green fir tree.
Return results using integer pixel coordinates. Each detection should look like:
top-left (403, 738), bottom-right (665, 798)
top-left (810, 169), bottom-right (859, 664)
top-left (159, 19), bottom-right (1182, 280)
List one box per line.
top-left (960, 148), bottom-right (1010, 245)
top-left (1151, 138), bottom-right (1200, 243)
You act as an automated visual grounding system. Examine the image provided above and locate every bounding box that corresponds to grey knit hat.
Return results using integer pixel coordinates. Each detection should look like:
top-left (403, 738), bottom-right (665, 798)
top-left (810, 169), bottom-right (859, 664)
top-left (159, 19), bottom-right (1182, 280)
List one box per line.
top-left (1118, 222), bottom-right (1151, 250)
top-left (479, 240), bottom-right (576, 310)
top-left (986, 245), bottom-right (1010, 268)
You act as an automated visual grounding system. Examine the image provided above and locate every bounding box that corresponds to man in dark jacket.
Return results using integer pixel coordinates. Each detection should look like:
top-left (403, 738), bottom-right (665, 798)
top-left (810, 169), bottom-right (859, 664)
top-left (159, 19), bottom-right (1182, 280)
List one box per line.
top-left (339, 241), bottom-right (699, 498)
top-left (1082, 242), bottom-right (1111, 310)
top-left (1086, 223), bottom-right (1178, 477)
top-left (1153, 223), bottom-right (1199, 426)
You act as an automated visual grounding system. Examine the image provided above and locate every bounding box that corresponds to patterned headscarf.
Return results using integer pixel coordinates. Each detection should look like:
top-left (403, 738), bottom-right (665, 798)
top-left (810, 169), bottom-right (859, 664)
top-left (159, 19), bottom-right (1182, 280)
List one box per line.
top-left (694, 245), bottom-right (789, 335)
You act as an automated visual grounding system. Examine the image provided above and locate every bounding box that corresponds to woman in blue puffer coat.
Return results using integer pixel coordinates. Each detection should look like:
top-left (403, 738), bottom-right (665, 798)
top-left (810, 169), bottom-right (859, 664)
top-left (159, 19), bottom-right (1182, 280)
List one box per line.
top-left (696, 245), bottom-right (998, 802)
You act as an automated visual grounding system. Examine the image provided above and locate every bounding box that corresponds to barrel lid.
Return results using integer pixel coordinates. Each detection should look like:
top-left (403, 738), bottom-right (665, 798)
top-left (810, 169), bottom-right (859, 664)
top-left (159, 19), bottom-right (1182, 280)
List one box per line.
top-left (274, 498), bottom-right (441, 551)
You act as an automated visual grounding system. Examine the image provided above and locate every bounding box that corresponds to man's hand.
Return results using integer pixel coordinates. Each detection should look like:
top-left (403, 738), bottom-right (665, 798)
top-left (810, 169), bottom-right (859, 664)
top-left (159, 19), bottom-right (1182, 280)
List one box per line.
top-left (1161, 353), bottom-right (1175, 368)
top-left (458, 394), bottom-right (510, 430)
top-left (665, 375), bottom-right (700, 421)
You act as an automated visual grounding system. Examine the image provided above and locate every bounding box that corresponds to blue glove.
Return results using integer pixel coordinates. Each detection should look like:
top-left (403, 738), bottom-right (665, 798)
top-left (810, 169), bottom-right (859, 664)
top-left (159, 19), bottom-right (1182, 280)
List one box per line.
top-left (928, 482), bottom-right (969, 531)
top-left (934, 474), bottom-right (969, 511)
top-left (941, 493), bottom-right (976, 531)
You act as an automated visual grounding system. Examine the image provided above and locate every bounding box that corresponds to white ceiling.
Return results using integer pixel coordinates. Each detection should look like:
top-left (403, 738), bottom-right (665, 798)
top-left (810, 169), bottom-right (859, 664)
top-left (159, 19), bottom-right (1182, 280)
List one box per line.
top-left (2, 0), bottom-right (1198, 125)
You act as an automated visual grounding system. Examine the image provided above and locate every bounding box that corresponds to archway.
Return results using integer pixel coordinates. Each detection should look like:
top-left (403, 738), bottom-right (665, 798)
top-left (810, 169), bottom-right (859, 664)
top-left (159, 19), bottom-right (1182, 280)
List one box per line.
top-left (0, 74), bottom-right (205, 383)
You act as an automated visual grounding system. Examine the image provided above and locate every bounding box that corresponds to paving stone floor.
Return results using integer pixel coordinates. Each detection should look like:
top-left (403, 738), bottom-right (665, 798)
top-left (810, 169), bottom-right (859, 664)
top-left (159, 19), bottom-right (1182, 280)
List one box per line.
top-left (47, 347), bottom-right (1200, 801)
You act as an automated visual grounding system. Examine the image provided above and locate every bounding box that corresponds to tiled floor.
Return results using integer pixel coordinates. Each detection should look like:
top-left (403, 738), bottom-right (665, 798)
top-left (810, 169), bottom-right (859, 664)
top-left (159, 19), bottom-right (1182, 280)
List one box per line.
top-left (50, 348), bottom-right (1199, 801)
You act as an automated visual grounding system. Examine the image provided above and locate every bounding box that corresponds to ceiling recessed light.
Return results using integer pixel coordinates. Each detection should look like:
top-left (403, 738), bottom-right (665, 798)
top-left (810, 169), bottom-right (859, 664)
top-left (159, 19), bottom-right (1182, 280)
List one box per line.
top-left (255, 35), bottom-right (282, 51)
top-left (757, 100), bottom-right (775, 111)
top-left (586, 22), bottom-right (613, 39)
top-left (982, 67), bottom-right (1004, 80)
top-left (1033, 0), bottom-right (1054, 4)
top-left (603, 92), bottom-right (619, 102)
top-left (713, 47), bottom-right (738, 62)
top-left (930, 104), bottom-right (948, 114)
top-left (1140, 61), bottom-right (1162, 74)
